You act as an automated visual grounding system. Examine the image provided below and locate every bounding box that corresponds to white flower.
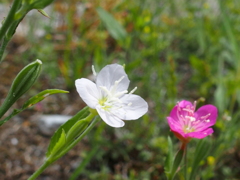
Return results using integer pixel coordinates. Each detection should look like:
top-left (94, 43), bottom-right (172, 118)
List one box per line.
top-left (75, 64), bottom-right (148, 128)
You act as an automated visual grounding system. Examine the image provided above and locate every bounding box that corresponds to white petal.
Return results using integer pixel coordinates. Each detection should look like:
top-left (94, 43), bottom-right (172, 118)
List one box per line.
top-left (96, 64), bottom-right (130, 92)
top-left (96, 106), bottom-right (125, 128)
top-left (75, 78), bottom-right (99, 109)
top-left (113, 94), bottom-right (148, 120)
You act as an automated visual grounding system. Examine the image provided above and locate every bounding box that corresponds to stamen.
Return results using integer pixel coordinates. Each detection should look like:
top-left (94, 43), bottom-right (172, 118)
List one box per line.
top-left (111, 76), bottom-right (125, 93)
top-left (128, 102), bottom-right (132, 106)
top-left (192, 120), bottom-right (200, 125)
top-left (129, 87), bottom-right (137, 94)
top-left (185, 116), bottom-right (196, 122)
top-left (183, 108), bottom-right (194, 114)
top-left (205, 119), bottom-right (210, 123)
top-left (99, 86), bottom-right (111, 96)
top-left (92, 65), bottom-right (97, 76)
top-left (115, 90), bottom-right (128, 97)
top-left (115, 76), bottom-right (125, 85)
top-left (201, 113), bottom-right (211, 119)
top-left (193, 101), bottom-right (197, 111)
top-left (180, 115), bottom-right (184, 120)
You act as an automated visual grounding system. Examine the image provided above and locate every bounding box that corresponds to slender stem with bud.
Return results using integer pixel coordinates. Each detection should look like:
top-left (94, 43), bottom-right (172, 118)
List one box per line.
top-left (28, 112), bottom-right (99, 180)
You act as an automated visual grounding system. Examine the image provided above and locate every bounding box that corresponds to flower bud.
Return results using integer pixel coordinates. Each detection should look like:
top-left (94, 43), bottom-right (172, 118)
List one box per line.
top-left (0, 59), bottom-right (42, 118)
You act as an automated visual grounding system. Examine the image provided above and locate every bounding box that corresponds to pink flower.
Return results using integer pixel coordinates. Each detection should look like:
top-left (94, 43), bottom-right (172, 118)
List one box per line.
top-left (167, 100), bottom-right (218, 143)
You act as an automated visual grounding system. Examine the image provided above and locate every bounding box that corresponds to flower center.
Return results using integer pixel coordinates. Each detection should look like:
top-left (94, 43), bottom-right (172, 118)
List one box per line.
top-left (98, 97), bottom-right (113, 111)
top-left (177, 101), bottom-right (211, 133)
top-left (98, 76), bottom-right (137, 111)
top-left (183, 125), bottom-right (195, 133)
top-left (98, 76), bottom-right (127, 111)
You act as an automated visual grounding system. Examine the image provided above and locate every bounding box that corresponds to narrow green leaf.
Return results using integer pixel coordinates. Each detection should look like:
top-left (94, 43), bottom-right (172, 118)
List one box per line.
top-left (96, 7), bottom-right (127, 41)
top-left (165, 136), bottom-right (173, 176)
top-left (169, 147), bottom-right (184, 180)
top-left (189, 139), bottom-right (211, 180)
top-left (46, 106), bottom-right (89, 157)
top-left (37, 9), bottom-right (50, 18)
top-left (50, 129), bottom-right (66, 157)
top-left (22, 89), bottom-right (69, 109)
top-left (0, 89), bottom-right (68, 126)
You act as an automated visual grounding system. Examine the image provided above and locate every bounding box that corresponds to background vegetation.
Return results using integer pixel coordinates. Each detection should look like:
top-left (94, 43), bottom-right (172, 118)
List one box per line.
top-left (1, 0), bottom-right (240, 179)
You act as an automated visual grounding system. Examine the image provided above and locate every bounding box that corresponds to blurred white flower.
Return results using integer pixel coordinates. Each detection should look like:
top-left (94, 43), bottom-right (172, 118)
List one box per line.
top-left (75, 64), bottom-right (148, 128)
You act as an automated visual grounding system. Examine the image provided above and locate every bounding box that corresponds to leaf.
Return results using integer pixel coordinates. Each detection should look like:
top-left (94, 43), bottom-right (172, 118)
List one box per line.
top-left (96, 7), bottom-right (127, 41)
top-left (46, 106), bottom-right (89, 157)
top-left (22, 89), bottom-right (69, 109)
top-left (65, 119), bottom-right (89, 142)
top-left (189, 139), bottom-right (211, 180)
top-left (37, 9), bottom-right (50, 18)
top-left (164, 136), bottom-right (173, 176)
top-left (170, 147), bottom-right (184, 180)
top-left (0, 89), bottom-right (68, 126)
top-left (50, 129), bottom-right (66, 157)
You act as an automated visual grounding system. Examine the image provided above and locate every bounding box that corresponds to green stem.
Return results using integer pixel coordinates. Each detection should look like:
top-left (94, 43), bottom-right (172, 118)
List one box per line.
top-left (0, 97), bottom-right (15, 119)
top-left (0, 0), bottom-right (21, 41)
top-left (0, 36), bottom-right (10, 63)
top-left (0, 108), bottom-right (22, 126)
top-left (27, 112), bottom-right (99, 180)
top-left (184, 143), bottom-right (188, 180)
top-left (0, 12), bottom-right (26, 63)
top-left (27, 161), bottom-right (51, 180)
top-left (69, 145), bottom-right (99, 180)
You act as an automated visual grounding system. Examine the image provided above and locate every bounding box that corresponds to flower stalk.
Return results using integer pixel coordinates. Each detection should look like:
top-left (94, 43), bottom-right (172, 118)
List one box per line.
top-left (27, 161), bottom-right (51, 180)
top-left (0, 0), bottom-right (21, 41)
top-left (27, 111), bottom-right (99, 180)
top-left (183, 143), bottom-right (188, 180)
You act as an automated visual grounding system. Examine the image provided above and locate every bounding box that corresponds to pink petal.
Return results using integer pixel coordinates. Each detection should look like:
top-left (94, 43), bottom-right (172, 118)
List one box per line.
top-left (169, 100), bottom-right (194, 121)
top-left (186, 128), bottom-right (214, 139)
top-left (195, 105), bottom-right (218, 127)
top-left (169, 106), bottom-right (179, 121)
top-left (178, 100), bottom-right (193, 108)
top-left (167, 117), bottom-right (185, 138)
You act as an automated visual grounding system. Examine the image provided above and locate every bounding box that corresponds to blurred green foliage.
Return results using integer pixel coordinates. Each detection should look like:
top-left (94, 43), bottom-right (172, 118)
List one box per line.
top-left (3, 0), bottom-right (240, 179)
